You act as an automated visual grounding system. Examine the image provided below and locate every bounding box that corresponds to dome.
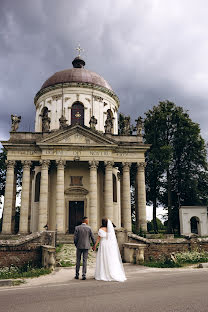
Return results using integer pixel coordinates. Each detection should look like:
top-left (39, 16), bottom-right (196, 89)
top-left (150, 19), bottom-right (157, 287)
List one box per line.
top-left (40, 57), bottom-right (112, 91)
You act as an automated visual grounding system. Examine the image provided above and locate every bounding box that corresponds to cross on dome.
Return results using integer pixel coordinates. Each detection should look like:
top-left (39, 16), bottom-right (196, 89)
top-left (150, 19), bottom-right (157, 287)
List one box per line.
top-left (76, 44), bottom-right (84, 57)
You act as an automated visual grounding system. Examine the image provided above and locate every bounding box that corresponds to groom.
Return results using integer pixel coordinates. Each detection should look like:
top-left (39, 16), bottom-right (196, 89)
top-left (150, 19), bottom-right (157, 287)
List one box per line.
top-left (74, 216), bottom-right (95, 280)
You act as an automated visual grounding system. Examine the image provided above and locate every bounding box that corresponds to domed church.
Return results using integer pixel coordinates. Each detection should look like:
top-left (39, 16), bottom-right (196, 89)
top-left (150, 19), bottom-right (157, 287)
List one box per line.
top-left (1, 52), bottom-right (149, 235)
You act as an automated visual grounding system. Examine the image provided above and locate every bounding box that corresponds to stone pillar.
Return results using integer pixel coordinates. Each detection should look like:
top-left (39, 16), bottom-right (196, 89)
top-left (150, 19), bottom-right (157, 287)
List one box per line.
top-left (104, 161), bottom-right (114, 221)
top-left (2, 160), bottom-right (16, 234)
top-left (122, 162), bottom-right (132, 232)
top-left (56, 160), bottom-right (65, 233)
top-left (28, 170), bottom-right (34, 232)
top-left (38, 160), bottom-right (50, 232)
top-left (19, 160), bottom-right (32, 234)
top-left (136, 162), bottom-right (147, 232)
top-left (11, 172), bottom-right (17, 233)
top-left (89, 160), bottom-right (99, 231)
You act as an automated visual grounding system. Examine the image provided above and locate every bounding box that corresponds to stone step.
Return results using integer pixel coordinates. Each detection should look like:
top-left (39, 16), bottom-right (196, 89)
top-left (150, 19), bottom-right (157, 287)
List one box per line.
top-left (56, 234), bottom-right (74, 245)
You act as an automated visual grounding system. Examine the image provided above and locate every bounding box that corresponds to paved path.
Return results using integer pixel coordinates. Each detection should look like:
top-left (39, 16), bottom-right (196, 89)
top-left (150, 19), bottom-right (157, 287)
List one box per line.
top-left (0, 264), bottom-right (208, 312)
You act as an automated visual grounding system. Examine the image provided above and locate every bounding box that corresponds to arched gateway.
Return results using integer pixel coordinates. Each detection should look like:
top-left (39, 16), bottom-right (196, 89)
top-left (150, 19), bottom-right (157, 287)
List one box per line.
top-left (1, 55), bottom-right (150, 235)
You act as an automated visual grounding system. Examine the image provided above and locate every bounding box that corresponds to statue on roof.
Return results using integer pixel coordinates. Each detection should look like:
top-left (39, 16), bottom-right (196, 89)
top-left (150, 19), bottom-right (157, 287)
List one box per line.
top-left (104, 110), bottom-right (114, 134)
top-left (11, 115), bottom-right (21, 132)
top-left (135, 116), bottom-right (144, 138)
top-left (89, 115), bottom-right (97, 130)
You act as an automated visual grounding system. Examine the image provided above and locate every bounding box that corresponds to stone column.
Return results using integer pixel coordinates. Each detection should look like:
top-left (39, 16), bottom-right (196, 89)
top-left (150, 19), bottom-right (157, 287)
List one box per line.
top-left (2, 160), bottom-right (16, 234)
top-left (28, 170), bottom-right (34, 233)
top-left (104, 161), bottom-right (114, 221)
top-left (38, 160), bottom-right (50, 232)
top-left (11, 172), bottom-right (17, 233)
top-left (56, 160), bottom-right (65, 233)
top-left (19, 160), bottom-right (32, 233)
top-left (89, 160), bottom-right (99, 231)
top-left (122, 162), bottom-right (132, 232)
top-left (136, 162), bottom-right (147, 232)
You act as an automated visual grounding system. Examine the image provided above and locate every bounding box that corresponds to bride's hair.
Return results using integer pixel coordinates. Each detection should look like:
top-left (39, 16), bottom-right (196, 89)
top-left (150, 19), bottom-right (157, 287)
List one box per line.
top-left (101, 218), bottom-right (116, 228)
top-left (101, 218), bottom-right (108, 227)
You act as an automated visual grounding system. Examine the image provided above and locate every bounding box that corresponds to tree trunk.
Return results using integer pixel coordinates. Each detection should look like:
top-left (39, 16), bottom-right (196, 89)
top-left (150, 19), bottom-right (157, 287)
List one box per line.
top-left (153, 196), bottom-right (158, 233)
top-left (167, 169), bottom-right (172, 233)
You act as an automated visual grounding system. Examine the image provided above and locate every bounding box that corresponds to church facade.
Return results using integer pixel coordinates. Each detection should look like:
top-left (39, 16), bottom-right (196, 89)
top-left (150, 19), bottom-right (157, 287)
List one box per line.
top-left (1, 56), bottom-right (149, 235)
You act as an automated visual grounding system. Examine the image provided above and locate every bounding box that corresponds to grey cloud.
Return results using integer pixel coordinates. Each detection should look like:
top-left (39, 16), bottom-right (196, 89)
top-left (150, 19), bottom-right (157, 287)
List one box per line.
top-left (0, 0), bottom-right (208, 143)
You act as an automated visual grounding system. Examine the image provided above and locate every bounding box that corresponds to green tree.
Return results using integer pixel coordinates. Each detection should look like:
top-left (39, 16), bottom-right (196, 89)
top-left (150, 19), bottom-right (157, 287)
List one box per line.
top-left (144, 101), bottom-right (208, 234)
top-left (0, 148), bottom-right (7, 197)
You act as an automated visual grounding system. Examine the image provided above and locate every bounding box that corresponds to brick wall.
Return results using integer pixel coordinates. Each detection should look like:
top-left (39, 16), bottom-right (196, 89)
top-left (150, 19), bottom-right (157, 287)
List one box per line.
top-left (0, 231), bottom-right (55, 268)
top-left (128, 233), bottom-right (208, 261)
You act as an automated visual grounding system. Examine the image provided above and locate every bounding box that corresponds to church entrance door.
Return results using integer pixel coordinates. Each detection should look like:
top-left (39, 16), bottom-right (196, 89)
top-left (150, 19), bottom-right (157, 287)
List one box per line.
top-left (69, 201), bottom-right (84, 233)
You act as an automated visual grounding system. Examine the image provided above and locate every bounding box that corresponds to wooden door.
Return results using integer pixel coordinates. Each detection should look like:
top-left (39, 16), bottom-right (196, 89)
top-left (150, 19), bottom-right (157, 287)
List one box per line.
top-left (69, 201), bottom-right (84, 233)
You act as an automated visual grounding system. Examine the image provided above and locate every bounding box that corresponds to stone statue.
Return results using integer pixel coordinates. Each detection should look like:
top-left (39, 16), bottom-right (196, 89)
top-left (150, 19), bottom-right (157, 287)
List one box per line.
top-left (135, 116), bottom-right (143, 137)
top-left (104, 111), bottom-right (114, 134)
top-left (42, 115), bottom-right (51, 132)
top-left (11, 115), bottom-right (21, 132)
top-left (122, 116), bottom-right (131, 135)
top-left (59, 115), bottom-right (67, 129)
top-left (89, 115), bottom-right (97, 130)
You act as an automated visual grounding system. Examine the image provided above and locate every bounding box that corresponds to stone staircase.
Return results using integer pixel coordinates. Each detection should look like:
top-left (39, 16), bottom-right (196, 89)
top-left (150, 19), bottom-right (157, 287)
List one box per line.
top-left (56, 234), bottom-right (74, 245)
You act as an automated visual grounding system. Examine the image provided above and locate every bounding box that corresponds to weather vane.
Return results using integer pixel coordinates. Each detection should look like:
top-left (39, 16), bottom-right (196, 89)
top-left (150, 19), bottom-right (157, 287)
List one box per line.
top-left (76, 44), bottom-right (84, 57)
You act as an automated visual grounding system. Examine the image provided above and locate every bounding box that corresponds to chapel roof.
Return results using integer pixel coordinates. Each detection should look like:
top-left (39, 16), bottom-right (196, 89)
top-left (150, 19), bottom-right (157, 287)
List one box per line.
top-left (40, 56), bottom-right (113, 91)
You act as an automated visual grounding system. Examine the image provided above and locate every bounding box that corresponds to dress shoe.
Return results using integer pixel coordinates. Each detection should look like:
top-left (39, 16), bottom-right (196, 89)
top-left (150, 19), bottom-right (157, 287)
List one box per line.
top-left (82, 276), bottom-right (86, 280)
top-left (74, 275), bottom-right (79, 280)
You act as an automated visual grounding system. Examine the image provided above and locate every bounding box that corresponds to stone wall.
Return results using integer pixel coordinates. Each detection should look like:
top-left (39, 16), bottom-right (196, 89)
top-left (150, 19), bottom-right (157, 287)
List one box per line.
top-left (127, 234), bottom-right (208, 261)
top-left (0, 231), bottom-right (55, 268)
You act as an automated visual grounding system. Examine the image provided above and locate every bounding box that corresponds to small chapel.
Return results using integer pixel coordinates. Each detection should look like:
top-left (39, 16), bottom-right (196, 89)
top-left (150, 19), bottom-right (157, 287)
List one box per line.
top-left (1, 51), bottom-right (149, 236)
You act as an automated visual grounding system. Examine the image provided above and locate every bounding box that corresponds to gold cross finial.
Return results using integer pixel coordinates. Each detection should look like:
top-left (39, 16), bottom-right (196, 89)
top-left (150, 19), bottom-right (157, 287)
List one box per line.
top-left (76, 44), bottom-right (84, 57)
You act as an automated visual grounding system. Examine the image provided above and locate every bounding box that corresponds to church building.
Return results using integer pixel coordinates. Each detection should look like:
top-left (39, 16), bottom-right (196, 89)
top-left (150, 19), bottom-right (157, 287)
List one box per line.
top-left (1, 53), bottom-right (149, 235)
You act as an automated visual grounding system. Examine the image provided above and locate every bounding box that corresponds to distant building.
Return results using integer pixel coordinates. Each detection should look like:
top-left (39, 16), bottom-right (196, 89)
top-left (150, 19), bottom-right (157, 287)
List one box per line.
top-left (179, 206), bottom-right (208, 236)
top-left (1, 55), bottom-right (149, 235)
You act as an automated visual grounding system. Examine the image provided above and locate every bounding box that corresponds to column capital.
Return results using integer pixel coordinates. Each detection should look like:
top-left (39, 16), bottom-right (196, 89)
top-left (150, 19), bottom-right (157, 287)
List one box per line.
top-left (56, 159), bottom-right (66, 169)
top-left (89, 160), bottom-right (99, 169)
top-left (104, 161), bottom-right (114, 169)
top-left (6, 160), bottom-right (15, 169)
top-left (122, 162), bottom-right (131, 170)
top-left (40, 159), bottom-right (50, 169)
top-left (137, 162), bottom-right (146, 170)
top-left (21, 160), bottom-right (32, 169)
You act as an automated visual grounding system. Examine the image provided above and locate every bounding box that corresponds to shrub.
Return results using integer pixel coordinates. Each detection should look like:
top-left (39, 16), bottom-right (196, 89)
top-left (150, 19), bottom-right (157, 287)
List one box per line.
top-left (175, 251), bottom-right (208, 264)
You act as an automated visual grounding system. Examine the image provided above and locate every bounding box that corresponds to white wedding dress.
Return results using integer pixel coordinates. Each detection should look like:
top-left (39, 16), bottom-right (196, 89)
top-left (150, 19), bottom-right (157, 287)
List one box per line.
top-left (94, 219), bottom-right (126, 282)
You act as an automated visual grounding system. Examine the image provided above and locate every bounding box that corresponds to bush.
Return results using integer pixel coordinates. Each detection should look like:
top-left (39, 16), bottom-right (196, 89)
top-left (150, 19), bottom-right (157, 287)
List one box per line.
top-left (175, 251), bottom-right (208, 264)
top-left (0, 263), bottom-right (51, 279)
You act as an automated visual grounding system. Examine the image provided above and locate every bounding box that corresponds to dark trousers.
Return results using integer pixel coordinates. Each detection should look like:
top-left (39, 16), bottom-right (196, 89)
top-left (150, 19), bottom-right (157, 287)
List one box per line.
top-left (76, 249), bottom-right (89, 277)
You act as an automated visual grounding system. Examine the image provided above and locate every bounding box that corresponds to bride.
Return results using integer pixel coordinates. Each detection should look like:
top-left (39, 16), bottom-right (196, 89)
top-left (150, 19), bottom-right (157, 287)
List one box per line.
top-left (93, 218), bottom-right (126, 282)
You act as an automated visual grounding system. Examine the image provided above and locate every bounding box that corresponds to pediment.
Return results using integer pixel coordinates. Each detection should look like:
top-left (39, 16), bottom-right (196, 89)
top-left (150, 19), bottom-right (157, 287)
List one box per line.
top-left (37, 125), bottom-right (117, 147)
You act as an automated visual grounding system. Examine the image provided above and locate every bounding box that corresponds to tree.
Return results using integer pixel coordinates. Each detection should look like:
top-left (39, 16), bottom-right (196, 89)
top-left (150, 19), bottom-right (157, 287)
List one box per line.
top-left (0, 148), bottom-right (7, 197)
top-left (144, 101), bottom-right (208, 234)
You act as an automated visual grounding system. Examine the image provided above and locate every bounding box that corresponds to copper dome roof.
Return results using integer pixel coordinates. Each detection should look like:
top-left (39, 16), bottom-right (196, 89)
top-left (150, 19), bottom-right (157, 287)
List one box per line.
top-left (41, 57), bottom-right (112, 91)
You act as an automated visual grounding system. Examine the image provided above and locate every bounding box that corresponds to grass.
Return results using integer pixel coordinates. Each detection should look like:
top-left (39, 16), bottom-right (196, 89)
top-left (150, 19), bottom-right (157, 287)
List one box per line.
top-left (59, 260), bottom-right (75, 267)
top-left (56, 244), bottom-right (63, 254)
top-left (0, 264), bottom-right (52, 280)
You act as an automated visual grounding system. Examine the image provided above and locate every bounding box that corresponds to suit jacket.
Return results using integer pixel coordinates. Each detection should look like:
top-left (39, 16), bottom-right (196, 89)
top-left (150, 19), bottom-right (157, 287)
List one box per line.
top-left (74, 223), bottom-right (95, 249)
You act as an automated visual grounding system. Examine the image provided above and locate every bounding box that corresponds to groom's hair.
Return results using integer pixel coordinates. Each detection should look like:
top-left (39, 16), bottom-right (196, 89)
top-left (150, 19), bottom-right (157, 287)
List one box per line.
top-left (82, 216), bottom-right (88, 221)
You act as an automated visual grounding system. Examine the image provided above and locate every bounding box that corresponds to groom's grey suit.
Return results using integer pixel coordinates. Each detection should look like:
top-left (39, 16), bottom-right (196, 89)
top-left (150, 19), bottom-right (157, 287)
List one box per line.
top-left (74, 223), bottom-right (95, 278)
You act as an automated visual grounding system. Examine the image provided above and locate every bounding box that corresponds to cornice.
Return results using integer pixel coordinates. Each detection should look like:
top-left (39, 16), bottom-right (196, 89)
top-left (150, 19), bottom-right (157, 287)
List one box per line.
top-left (34, 82), bottom-right (120, 106)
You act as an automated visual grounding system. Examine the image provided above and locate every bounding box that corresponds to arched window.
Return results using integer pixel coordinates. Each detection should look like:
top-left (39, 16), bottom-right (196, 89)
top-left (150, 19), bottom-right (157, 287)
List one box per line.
top-left (113, 174), bottom-right (117, 202)
top-left (190, 216), bottom-right (199, 234)
top-left (71, 102), bottom-right (84, 126)
top-left (34, 172), bottom-right (41, 202)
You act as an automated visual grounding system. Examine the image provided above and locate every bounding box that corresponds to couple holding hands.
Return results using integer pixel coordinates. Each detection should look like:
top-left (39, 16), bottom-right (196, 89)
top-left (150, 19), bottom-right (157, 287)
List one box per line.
top-left (74, 216), bottom-right (126, 282)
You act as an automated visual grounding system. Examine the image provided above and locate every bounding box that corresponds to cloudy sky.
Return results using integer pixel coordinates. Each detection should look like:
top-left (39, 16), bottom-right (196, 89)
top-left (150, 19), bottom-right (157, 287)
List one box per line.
top-left (1, 0), bottom-right (208, 143)
top-left (1, 0), bottom-right (208, 220)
